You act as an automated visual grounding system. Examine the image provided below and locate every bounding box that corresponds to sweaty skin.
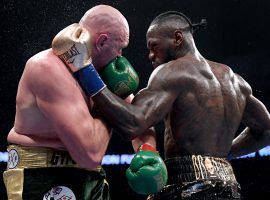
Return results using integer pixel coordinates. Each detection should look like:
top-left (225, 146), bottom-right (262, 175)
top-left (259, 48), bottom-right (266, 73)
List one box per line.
top-left (7, 5), bottom-right (132, 169)
top-left (92, 23), bottom-right (270, 159)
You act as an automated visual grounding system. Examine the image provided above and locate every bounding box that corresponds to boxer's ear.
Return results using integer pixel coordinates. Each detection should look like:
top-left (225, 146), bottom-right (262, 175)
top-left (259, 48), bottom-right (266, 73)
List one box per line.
top-left (174, 30), bottom-right (183, 46)
top-left (95, 34), bottom-right (108, 50)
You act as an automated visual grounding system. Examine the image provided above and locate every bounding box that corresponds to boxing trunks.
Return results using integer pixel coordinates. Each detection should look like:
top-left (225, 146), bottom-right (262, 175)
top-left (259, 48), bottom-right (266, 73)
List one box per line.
top-left (3, 145), bottom-right (110, 200)
top-left (147, 155), bottom-right (241, 200)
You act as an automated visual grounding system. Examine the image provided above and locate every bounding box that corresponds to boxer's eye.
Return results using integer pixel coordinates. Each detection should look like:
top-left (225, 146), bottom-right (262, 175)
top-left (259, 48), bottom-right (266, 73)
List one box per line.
top-left (149, 43), bottom-right (158, 52)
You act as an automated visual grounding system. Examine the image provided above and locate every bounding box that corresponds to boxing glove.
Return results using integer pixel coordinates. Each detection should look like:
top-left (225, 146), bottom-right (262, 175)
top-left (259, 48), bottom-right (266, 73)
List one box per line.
top-left (100, 56), bottom-right (139, 98)
top-left (126, 143), bottom-right (168, 195)
top-left (52, 23), bottom-right (106, 97)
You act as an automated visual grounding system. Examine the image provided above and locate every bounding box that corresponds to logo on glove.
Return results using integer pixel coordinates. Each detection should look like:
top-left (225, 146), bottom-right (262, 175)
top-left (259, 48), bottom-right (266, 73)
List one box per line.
top-left (58, 44), bottom-right (80, 64)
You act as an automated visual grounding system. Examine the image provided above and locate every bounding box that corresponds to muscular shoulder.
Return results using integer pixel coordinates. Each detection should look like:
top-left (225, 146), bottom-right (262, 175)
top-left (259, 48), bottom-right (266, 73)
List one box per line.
top-left (234, 73), bottom-right (252, 96)
top-left (27, 49), bottom-right (64, 74)
top-left (147, 59), bottom-right (194, 91)
top-left (25, 49), bottom-right (75, 92)
top-left (208, 60), bottom-right (252, 94)
top-left (207, 60), bottom-right (234, 76)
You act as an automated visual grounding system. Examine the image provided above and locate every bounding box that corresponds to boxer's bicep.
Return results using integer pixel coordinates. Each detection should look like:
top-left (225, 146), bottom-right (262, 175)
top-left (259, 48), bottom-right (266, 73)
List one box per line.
top-left (30, 61), bottom-right (93, 134)
top-left (29, 61), bottom-right (106, 168)
top-left (132, 70), bottom-right (178, 126)
top-left (242, 94), bottom-right (270, 134)
top-left (92, 65), bottom-right (178, 139)
top-left (133, 88), bottom-right (176, 125)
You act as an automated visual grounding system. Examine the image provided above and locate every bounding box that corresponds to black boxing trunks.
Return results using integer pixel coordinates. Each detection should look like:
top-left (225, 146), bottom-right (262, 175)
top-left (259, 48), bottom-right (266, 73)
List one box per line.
top-left (3, 145), bottom-right (110, 200)
top-left (147, 155), bottom-right (241, 200)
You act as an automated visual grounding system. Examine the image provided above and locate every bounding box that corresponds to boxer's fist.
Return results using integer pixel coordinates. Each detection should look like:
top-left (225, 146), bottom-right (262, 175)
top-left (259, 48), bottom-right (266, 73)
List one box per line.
top-left (126, 144), bottom-right (168, 195)
top-left (52, 23), bottom-right (92, 72)
top-left (100, 56), bottom-right (139, 98)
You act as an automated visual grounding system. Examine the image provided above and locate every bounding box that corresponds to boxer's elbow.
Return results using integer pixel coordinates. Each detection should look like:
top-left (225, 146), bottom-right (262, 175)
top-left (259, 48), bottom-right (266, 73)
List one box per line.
top-left (131, 117), bottom-right (149, 138)
top-left (89, 152), bottom-right (104, 168)
top-left (78, 152), bottom-right (103, 170)
top-left (117, 113), bottom-right (148, 141)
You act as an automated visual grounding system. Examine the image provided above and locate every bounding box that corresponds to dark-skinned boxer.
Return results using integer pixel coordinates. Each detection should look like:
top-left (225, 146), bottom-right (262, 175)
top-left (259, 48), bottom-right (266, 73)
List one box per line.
top-left (53, 10), bottom-right (270, 200)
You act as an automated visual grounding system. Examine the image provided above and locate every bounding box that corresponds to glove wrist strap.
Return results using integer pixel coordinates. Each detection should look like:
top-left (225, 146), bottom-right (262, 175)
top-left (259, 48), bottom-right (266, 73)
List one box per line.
top-left (73, 64), bottom-right (106, 97)
top-left (138, 143), bottom-right (157, 153)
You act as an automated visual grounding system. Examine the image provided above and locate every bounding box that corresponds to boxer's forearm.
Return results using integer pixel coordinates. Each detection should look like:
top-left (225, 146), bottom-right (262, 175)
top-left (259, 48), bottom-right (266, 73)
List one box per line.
top-left (93, 88), bottom-right (148, 140)
top-left (92, 118), bottom-right (112, 155)
top-left (230, 127), bottom-right (270, 158)
top-left (132, 127), bottom-right (156, 152)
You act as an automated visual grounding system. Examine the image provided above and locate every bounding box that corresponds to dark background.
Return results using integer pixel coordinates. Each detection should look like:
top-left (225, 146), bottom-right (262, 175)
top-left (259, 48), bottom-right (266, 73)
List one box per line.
top-left (1, 0), bottom-right (270, 199)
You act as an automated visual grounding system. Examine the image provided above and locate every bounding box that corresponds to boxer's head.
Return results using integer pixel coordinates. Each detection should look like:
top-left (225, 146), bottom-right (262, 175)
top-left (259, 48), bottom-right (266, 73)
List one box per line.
top-left (146, 11), bottom-right (206, 68)
top-left (79, 5), bottom-right (129, 70)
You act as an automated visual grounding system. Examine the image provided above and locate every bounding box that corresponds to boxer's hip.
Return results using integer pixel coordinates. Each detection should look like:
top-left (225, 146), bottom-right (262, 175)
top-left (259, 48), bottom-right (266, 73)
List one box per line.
top-left (165, 155), bottom-right (237, 184)
top-left (5, 144), bottom-right (102, 170)
top-left (147, 155), bottom-right (241, 200)
top-left (3, 145), bottom-right (109, 200)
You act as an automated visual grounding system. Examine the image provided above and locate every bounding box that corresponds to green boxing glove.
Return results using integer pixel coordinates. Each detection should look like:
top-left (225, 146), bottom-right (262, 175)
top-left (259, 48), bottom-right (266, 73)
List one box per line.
top-left (100, 56), bottom-right (139, 98)
top-left (126, 144), bottom-right (168, 195)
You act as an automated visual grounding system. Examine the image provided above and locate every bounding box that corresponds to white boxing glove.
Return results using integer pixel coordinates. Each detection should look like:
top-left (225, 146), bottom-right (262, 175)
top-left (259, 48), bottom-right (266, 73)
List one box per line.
top-left (51, 23), bottom-right (106, 96)
top-left (52, 23), bottom-right (92, 72)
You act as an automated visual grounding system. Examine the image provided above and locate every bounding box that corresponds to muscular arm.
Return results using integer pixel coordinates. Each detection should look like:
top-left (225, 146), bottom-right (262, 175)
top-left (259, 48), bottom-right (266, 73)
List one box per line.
top-left (123, 95), bottom-right (157, 151)
top-left (29, 57), bottom-right (111, 169)
top-left (131, 127), bottom-right (156, 152)
top-left (92, 64), bottom-right (179, 140)
top-left (230, 94), bottom-right (270, 158)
